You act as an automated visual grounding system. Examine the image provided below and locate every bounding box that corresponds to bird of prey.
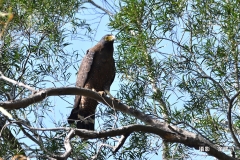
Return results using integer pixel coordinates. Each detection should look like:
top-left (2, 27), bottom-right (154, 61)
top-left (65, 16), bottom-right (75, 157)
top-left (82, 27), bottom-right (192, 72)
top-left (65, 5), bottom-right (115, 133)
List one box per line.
top-left (68, 34), bottom-right (115, 130)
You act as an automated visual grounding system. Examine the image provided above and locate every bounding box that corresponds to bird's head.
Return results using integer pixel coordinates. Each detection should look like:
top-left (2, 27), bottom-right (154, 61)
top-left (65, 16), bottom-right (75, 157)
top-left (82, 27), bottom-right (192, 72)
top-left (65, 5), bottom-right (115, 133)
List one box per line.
top-left (102, 34), bottom-right (115, 43)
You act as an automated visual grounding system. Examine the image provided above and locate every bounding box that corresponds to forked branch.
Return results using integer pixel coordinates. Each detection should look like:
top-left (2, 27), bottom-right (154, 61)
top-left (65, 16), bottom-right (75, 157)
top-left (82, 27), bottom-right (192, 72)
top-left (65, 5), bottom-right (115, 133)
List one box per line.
top-left (0, 87), bottom-right (236, 160)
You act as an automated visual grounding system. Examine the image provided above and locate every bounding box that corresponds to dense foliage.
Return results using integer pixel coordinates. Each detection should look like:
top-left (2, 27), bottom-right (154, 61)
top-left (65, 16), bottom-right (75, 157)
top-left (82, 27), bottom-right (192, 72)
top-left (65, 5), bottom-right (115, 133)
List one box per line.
top-left (0, 0), bottom-right (240, 159)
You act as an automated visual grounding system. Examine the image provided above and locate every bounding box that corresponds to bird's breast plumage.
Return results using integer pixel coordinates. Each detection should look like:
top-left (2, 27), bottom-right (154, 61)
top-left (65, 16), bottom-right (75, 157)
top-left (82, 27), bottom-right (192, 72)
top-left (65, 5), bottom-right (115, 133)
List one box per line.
top-left (84, 48), bottom-right (115, 91)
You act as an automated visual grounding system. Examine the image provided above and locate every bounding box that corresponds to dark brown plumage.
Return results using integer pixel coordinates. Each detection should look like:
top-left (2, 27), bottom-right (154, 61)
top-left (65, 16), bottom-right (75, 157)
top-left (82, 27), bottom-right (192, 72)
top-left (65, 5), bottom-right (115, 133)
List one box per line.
top-left (68, 34), bottom-right (115, 130)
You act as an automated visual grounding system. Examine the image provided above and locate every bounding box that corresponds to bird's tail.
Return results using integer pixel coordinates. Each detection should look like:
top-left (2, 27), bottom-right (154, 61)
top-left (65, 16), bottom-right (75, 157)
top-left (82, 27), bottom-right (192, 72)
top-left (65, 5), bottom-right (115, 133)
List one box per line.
top-left (68, 107), bottom-right (78, 124)
top-left (68, 108), bottom-right (95, 130)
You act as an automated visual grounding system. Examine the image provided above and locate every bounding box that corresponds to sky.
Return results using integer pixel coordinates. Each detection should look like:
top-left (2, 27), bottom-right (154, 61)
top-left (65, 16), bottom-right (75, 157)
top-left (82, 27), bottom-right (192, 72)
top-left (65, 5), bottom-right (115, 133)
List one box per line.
top-left (40, 2), bottom-right (128, 159)
top-left (40, 2), bottom-right (166, 159)
top-left (14, 1), bottom-right (224, 159)
top-left (37, 2), bottom-right (220, 159)
top-left (53, 7), bottom-right (213, 160)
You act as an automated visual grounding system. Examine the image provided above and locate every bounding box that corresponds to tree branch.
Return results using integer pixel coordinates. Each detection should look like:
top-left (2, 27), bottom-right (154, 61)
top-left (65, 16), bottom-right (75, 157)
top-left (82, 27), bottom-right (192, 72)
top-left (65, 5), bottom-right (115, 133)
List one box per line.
top-left (227, 100), bottom-right (240, 148)
top-left (200, 75), bottom-right (230, 102)
top-left (0, 87), bottom-right (237, 160)
top-left (113, 133), bottom-right (130, 153)
top-left (91, 143), bottom-right (114, 160)
top-left (13, 120), bottom-right (71, 160)
top-left (37, 124), bottom-right (237, 160)
top-left (86, 0), bottom-right (113, 17)
top-left (0, 117), bottom-right (26, 156)
top-left (0, 71), bottom-right (36, 93)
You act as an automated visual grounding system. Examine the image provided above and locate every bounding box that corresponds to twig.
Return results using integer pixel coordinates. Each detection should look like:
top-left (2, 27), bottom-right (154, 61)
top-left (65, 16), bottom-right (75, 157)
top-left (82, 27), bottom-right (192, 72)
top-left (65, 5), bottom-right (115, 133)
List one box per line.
top-left (200, 75), bottom-right (230, 102)
top-left (92, 133), bottom-right (130, 160)
top-left (113, 133), bottom-right (130, 153)
top-left (160, 36), bottom-right (231, 103)
top-left (87, 0), bottom-right (113, 17)
top-left (91, 143), bottom-right (114, 160)
top-left (0, 121), bottom-right (26, 156)
top-left (227, 92), bottom-right (240, 148)
top-left (8, 120), bottom-right (51, 158)
top-left (0, 71), bottom-right (36, 93)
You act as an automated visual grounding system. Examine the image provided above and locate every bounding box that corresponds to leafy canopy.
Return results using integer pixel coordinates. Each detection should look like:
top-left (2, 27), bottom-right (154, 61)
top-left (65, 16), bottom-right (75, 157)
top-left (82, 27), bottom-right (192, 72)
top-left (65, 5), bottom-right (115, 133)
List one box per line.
top-left (1, 0), bottom-right (240, 159)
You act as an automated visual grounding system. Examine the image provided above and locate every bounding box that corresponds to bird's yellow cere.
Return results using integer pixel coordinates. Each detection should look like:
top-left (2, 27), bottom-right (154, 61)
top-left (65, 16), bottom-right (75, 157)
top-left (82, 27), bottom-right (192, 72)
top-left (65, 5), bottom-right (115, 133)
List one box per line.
top-left (105, 35), bottom-right (115, 41)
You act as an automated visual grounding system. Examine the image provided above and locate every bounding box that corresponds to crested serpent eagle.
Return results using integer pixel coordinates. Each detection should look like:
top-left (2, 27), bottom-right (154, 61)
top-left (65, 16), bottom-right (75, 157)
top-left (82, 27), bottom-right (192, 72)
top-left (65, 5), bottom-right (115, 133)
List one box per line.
top-left (68, 34), bottom-right (116, 130)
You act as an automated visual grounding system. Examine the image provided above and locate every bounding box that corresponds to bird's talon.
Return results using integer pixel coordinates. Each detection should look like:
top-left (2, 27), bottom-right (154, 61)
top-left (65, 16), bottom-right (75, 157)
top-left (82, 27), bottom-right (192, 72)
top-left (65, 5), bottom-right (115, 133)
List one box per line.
top-left (98, 91), bottom-right (106, 96)
top-left (113, 98), bottom-right (121, 103)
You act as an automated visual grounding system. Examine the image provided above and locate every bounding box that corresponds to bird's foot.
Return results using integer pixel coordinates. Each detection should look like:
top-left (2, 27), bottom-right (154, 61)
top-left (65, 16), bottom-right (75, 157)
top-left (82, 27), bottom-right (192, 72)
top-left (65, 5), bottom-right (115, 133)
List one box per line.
top-left (98, 91), bottom-right (106, 97)
top-left (98, 90), bottom-right (121, 103)
top-left (112, 98), bottom-right (121, 104)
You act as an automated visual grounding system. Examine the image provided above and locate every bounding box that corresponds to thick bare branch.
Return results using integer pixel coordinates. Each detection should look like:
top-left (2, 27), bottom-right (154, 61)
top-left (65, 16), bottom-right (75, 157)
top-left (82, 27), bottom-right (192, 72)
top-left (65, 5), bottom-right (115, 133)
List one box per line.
top-left (33, 124), bottom-right (236, 160)
top-left (0, 87), bottom-right (236, 160)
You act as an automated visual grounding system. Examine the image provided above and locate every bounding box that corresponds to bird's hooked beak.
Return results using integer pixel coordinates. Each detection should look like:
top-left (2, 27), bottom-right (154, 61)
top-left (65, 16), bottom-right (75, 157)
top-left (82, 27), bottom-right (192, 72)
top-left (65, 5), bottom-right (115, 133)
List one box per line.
top-left (105, 35), bottom-right (115, 42)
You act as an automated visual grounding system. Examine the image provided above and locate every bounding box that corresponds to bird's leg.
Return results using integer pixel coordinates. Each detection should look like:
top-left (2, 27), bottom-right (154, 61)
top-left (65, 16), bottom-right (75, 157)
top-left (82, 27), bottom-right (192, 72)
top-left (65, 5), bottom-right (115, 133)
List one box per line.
top-left (98, 90), bottom-right (120, 103)
top-left (105, 89), bottom-right (114, 99)
top-left (98, 90), bottom-right (108, 97)
top-left (98, 89), bottom-right (113, 98)
top-left (94, 88), bottom-right (113, 98)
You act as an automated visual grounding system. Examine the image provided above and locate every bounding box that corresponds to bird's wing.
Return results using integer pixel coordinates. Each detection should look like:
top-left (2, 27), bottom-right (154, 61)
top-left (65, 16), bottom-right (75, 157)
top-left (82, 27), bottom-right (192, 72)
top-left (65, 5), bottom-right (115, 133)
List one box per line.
top-left (72, 49), bottom-right (96, 109)
top-left (110, 59), bottom-right (116, 86)
top-left (76, 49), bottom-right (95, 87)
